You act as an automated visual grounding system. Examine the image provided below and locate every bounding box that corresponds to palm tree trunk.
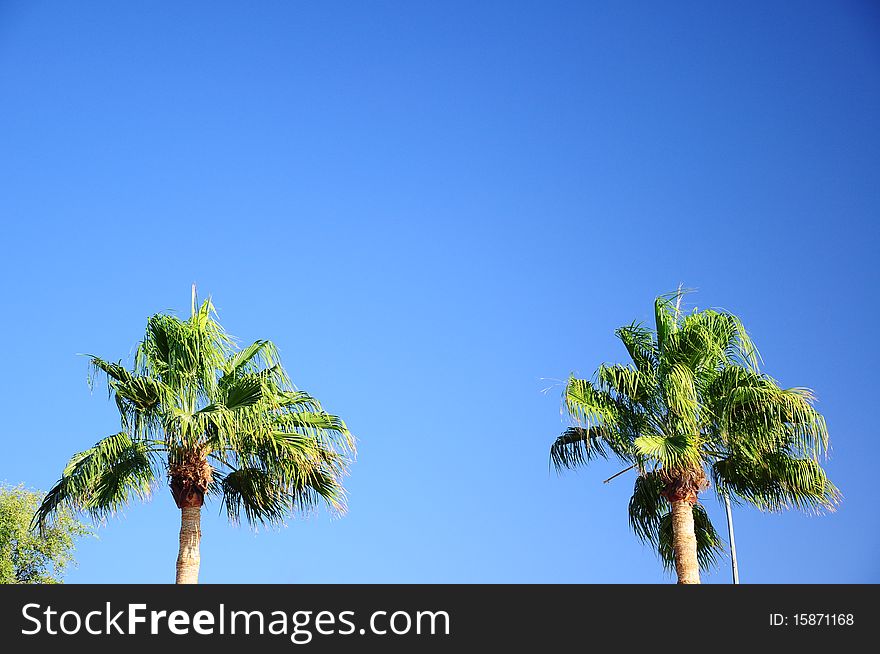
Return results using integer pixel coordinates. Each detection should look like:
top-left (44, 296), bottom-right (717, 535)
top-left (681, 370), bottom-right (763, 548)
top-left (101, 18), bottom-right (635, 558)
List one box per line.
top-left (670, 499), bottom-right (700, 584)
top-left (175, 505), bottom-right (201, 584)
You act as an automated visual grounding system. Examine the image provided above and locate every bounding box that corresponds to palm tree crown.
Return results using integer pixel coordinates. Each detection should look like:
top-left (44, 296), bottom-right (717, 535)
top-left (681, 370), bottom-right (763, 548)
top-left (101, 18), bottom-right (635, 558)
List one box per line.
top-left (551, 291), bottom-right (838, 580)
top-left (36, 291), bottom-right (354, 544)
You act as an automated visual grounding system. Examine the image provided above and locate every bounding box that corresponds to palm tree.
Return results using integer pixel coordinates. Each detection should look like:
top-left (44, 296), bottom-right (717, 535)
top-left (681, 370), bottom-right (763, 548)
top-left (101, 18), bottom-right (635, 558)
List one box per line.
top-left (34, 288), bottom-right (354, 583)
top-left (550, 291), bottom-right (838, 583)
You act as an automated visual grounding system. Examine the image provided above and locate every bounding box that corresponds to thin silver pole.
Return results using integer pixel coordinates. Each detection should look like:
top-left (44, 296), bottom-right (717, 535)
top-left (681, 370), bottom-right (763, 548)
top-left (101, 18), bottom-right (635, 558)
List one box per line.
top-left (724, 493), bottom-right (739, 584)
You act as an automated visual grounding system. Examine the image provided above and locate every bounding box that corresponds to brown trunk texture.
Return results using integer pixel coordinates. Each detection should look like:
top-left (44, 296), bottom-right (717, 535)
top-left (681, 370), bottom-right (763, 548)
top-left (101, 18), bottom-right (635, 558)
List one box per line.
top-left (670, 498), bottom-right (700, 584)
top-left (175, 505), bottom-right (201, 584)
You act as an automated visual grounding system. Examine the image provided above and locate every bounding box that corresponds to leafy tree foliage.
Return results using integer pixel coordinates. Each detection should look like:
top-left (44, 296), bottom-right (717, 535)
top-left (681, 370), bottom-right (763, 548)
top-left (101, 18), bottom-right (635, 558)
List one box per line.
top-left (0, 484), bottom-right (91, 583)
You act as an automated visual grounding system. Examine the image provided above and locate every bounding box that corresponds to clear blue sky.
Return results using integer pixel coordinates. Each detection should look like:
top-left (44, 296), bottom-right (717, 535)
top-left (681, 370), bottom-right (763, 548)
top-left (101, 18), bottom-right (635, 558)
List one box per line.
top-left (1, 1), bottom-right (878, 583)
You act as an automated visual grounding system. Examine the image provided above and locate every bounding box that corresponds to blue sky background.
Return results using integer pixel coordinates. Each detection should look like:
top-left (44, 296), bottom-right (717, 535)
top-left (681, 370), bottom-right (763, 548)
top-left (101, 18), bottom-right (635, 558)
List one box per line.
top-left (1, 1), bottom-right (878, 583)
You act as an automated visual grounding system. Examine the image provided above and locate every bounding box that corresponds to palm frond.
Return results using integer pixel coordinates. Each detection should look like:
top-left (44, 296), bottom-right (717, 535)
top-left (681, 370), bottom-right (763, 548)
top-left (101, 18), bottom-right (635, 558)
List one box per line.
top-left (711, 368), bottom-right (829, 459)
top-left (653, 294), bottom-right (680, 355)
top-left (550, 427), bottom-right (608, 471)
top-left (598, 364), bottom-right (653, 404)
top-left (633, 433), bottom-right (699, 470)
top-left (274, 411), bottom-right (349, 438)
top-left (563, 376), bottom-right (619, 428)
top-left (677, 310), bottom-right (758, 371)
top-left (221, 374), bottom-right (265, 411)
top-left (713, 453), bottom-right (840, 513)
top-left (661, 362), bottom-right (698, 424)
top-left (220, 458), bottom-right (347, 526)
top-left (222, 340), bottom-right (282, 380)
top-left (34, 433), bottom-right (159, 531)
top-left (615, 322), bottom-right (658, 375)
top-left (276, 390), bottom-right (325, 413)
top-left (628, 472), bottom-right (665, 544)
top-left (218, 467), bottom-right (291, 525)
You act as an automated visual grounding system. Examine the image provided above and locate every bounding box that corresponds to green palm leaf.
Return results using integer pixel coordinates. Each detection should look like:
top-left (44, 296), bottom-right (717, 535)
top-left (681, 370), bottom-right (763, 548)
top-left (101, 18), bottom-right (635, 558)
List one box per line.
top-left (35, 433), bottom-right (158, 531)
top-left (550, 427), bottom-right (609, 470)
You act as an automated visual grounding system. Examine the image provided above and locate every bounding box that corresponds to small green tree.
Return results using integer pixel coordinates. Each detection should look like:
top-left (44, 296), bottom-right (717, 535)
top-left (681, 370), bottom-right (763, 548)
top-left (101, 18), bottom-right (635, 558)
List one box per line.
top-left (0, 484), bottom-right (92, 583)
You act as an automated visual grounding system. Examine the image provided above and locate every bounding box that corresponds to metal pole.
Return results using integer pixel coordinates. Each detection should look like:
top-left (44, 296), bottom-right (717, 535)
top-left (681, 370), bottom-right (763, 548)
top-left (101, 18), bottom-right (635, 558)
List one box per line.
top-left (724, 493), bottom-right (739, 584)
